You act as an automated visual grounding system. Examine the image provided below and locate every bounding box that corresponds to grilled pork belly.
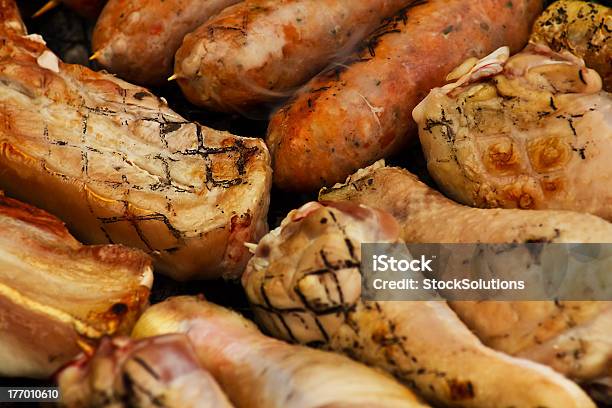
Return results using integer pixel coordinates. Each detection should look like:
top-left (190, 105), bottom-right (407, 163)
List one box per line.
top-left (242, 200), bottom-right (596, 407)
top-left (0, 193), bottom-right (152, 378)
top-left (413, 45), bottom-right (612, 220)
top-left (58, 334), bottom-right (233, 408)
top-left (0, 0), bottom-right (271, 280)
top-left (132, 296), bottom-right (427, 408)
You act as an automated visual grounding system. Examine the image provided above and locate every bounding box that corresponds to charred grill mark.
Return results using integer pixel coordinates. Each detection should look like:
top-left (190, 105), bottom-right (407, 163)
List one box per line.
top-left (571, 145), bottom-right (586, 160)
top-left (568, 117), bottom-right (577, 137)
top-left (208, 24), bottom-right (248, 38)
top-left (42, 124), bottom-right (53, 157)
top-left (132, 356), bottom-right (161, 380)
top-left (424, 110), bottom-right (462, 171)
top-left (97, 205), bottom-right (183, 254)
top-left (253, 241), bottom-right (362, 343)
top-left (292, 286), bottom-right (330, 343)
top-left (448, 379), bottom-right (475, 400)
top-left (311, 86), bottom-right (332, 93)
top-left (234, 140), bottom-right (259, 176)
top-left (361, 3), bottom-right (420, 58)
top-left (81, 113), bottom-right (89, 175)
top-left (259, 283), bottom-right (299, 343)
top-left (549, 97), bottom-right (558, 110)
top-left (85, 105), bottom-right (118, 116)
top-left (132, 219), bottom-right (155, 252)
top-left (122, 371), bottom-right (166, 407)
top-left (345, 238), bottom-right (356, 260)
top-left (102, 213), bottom-right (182, 239)
top-left (133, 91), bottom-right (149, 100)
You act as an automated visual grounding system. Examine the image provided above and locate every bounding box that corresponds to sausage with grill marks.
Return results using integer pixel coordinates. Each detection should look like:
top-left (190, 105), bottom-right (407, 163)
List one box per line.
top-left (92, 0), bottom-right (242, 85)
top-left (267, 0), bottom-right (544, 192)
top-left (173, 0), bottom-right (418, 112)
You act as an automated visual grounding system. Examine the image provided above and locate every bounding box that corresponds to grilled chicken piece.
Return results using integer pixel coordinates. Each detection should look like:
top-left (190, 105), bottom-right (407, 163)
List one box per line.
top-left (242, 200), bottom-right (596, 407)
top-left (320, 162), bottom-right (612, 385)
top-left (531, 0), bottom-right (611, 91)
top-left (0, 1), bottom-right (271, 280)
top-left (412, 44), bottom-right (612, 220)
top-left (58, 334), bottom-right (233, 408)
top-left (132, 296), bottom-right (427, 408)
top-left (0, 193), bottom-right (152, 379)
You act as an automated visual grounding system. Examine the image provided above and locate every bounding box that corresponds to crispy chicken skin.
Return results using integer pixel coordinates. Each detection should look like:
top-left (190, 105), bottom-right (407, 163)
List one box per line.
top-left (320, 162), bottom-right (612, 384)
top-left (132, 296), bottom-right (428, 408)
top-left (267, 0), bottom-right (544, 192)
top-left (0, 193), bottom-right (152, 378)
top-left (531, 0), bottom-right (611, 91)
top-left (0, 1), bottom-right (272, 280)
top-left (58, 334), bottom-right (233, 408)
top-left (320, 162), bottom-right (612, 244)
top-left (93, 0), bottom-right (241, 85)
top-left (173, 0), bottom-right (414, 112)
top-left (413, 45), bottom-right (612, 220)
top-left (451, 301), bottom-right (612, 382)
top-left (242, 200), bottom-right (595, 407)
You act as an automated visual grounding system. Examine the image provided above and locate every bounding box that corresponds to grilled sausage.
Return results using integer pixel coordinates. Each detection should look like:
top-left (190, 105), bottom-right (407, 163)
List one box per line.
top-left (0, 2), bottom-right (272, 281)
top-left (0, 193), bottom-right (152, 378)
top-left (173, 0), bottom-right (417, 112)
top-left (267, 0), bottom-right (544, 192)
top-left (92, 0), bottom-right (241, 85)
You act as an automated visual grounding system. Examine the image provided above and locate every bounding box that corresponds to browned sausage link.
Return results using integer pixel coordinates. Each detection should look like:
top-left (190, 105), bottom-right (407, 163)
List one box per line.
top-left (93, 0), bottom-right (241, 85)
top-left (174, 0), bottom-right (418, 112)
top-left (0, 23), bottom-right (272, 281)
top-left (0, 0), bottom-right (25, 35)
top-left (267, 0), bottom-right (544, 192)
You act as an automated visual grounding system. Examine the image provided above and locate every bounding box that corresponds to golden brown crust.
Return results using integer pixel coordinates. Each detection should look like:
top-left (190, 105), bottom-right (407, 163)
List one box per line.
top-left (0, 26), bottom-right (272, 280)
top-left (413, 44), bottom-right (612, 220)
top-left (267, 0), bottom-right (544, 192)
